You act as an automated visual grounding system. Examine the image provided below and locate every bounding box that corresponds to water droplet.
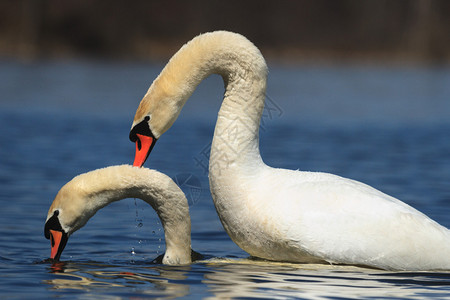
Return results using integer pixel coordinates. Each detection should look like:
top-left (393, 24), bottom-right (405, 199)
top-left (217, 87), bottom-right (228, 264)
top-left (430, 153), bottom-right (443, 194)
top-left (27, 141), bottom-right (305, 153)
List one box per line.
top-left (137, 222), bottom-right (143, 228)
top-left (131, 247), bottom-right (136, 255)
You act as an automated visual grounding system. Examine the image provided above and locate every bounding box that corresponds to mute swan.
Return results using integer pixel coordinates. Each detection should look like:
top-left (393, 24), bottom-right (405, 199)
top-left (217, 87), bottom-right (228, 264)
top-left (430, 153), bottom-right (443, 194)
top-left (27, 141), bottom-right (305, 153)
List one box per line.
top-left (129, 31), bottom-right (450, 271)
top-left (44, 165), bottom-right (196, 265)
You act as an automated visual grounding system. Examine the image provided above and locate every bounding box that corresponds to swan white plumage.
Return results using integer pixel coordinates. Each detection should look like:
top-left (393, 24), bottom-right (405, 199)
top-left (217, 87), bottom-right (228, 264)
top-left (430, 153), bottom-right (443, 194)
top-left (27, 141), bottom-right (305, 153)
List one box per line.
top-left (44, 165), bottom-right (195, 265)
top-left (129, 31), bottom-right (450, 271)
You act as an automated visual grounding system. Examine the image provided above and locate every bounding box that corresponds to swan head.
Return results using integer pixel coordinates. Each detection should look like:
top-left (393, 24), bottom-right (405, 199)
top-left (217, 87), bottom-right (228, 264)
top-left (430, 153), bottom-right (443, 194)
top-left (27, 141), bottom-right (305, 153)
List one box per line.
top-left (129, 82), bottom-right (184, 167)
top-left (44, 176), bottom-right (102, 261)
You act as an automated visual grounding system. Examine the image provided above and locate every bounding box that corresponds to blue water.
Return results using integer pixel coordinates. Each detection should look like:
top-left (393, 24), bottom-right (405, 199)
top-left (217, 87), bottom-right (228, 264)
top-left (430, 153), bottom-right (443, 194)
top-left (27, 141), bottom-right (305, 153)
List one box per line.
top-left (1, 61), bottom-right (450, 299)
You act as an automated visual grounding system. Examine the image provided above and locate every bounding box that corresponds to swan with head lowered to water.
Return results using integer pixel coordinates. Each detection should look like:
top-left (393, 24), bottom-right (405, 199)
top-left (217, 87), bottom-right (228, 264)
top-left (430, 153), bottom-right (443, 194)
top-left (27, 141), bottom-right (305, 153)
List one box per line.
top-left (129, 31), bottom-right (450, 271)
top-left (44, 165), bottom-right (197, 265)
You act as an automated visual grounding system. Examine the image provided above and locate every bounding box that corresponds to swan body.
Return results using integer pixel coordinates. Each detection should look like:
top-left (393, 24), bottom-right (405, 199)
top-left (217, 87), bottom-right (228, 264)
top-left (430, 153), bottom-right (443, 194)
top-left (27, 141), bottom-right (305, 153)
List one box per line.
top-left (44, 165), bottom-right (192, 265)
top-left (129, 31), bottom-right (450, 270)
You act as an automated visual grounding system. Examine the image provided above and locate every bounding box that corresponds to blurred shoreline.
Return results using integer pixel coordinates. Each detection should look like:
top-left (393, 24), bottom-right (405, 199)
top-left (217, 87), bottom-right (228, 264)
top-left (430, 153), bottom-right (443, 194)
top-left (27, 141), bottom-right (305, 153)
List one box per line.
top-left (1, 0), bottom-right (449, 64)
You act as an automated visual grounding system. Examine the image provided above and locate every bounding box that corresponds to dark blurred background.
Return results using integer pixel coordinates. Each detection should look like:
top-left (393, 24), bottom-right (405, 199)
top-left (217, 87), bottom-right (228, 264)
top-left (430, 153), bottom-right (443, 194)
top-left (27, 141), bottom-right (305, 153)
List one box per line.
top-left (1, 0), bottom-right (449, 63)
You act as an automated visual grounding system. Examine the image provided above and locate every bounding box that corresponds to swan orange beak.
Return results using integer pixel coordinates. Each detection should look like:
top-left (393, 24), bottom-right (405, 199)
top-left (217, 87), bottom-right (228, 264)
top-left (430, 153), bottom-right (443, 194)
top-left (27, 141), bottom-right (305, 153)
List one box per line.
top-left (49, 230), bottom-right (68, 261)
top-left (133, 134), bottom-right (156, 167)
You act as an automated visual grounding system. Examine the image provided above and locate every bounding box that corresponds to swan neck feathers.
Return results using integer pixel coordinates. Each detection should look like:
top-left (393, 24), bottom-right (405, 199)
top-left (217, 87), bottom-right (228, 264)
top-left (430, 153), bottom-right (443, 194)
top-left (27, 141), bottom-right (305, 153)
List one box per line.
top-left (47, 165), bottom-right (191, 264)
top-left (133, 31), bottom-right (268, 139)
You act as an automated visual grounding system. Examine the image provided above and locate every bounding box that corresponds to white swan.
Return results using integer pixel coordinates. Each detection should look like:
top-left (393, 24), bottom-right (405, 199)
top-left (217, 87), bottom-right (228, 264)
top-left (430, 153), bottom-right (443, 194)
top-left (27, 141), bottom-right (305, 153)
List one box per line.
top-left (129, 31), bottom-right (450, 271)
top-left (44, 165), bottom-right (196, 265)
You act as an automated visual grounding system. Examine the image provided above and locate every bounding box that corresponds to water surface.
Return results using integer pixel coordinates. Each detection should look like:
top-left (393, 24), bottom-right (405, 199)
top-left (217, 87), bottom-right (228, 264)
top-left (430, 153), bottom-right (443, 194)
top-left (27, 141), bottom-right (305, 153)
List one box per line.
top-left (1, 61), bottom-right (450, 299)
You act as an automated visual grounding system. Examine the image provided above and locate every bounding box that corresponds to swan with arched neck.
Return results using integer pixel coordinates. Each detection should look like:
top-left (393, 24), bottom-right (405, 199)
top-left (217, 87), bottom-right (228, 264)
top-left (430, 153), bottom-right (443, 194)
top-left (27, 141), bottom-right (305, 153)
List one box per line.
top-left (129, 31), bottom-right (450, 271)
top-left (44, 165), bottom-right (194, 265)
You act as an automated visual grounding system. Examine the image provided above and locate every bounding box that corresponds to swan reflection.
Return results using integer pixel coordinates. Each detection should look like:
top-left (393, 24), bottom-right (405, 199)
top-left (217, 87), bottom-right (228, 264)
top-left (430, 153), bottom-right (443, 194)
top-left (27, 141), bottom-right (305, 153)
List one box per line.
top-left (44, 261), bottom-right (191, 298)
top-left (43, 258), bottom-right (450, 298)
top-left (201, 259), bottom-right (450, 299)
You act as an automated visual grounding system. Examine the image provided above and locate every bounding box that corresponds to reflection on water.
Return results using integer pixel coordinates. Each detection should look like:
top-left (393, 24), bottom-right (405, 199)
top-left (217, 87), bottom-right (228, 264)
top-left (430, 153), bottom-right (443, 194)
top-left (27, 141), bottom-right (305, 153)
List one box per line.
top-left (44, 261), bottom-right (191, 298)
top-left (203, 260), bottom-right (450, 299)
top-left (42, 259), bottom-right (450, 299)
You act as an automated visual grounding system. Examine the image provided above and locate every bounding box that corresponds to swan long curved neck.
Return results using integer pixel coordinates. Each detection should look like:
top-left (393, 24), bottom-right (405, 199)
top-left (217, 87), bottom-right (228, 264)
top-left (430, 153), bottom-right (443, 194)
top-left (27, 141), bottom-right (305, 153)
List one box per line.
top-left (56, 166), bottom-right (191, 264)
top-left (132, 32), bottom-right (270, 257)
top-left (137, 31), bottom-right (268, 169)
